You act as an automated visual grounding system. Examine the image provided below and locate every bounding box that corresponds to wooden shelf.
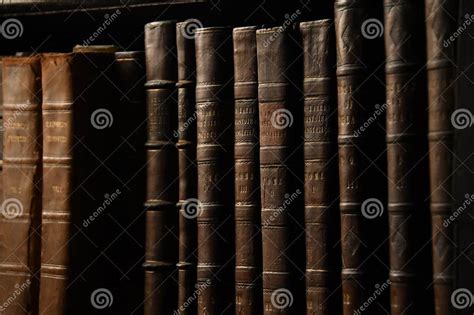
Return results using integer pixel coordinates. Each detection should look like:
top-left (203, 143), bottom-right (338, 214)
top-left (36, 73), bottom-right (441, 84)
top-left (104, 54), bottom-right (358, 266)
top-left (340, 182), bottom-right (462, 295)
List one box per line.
top-left (0, 0), bottom-right (207, 16)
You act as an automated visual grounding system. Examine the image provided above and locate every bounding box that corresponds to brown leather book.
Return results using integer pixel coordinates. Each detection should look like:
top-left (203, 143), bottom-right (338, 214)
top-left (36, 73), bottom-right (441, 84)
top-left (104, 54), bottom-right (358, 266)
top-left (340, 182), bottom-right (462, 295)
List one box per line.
top-left (0, 58), bottom-right (4, 208)
top-left (176, 20), bottom-right (198, 315)
top-left (195, 26), bottom-right (235, 314)
top-left (334, 1), bottom-right (371, 313)
top-left (300, 19), bottom-right (340, 315)
top-left (257, 26), bottom-right (299, 315)
top-left (143, 21), bottom-right (179, 315)
top-left (0, 56), bottom-right (42, 315)
top-left (233, 25), bottom-right (262, 315)
top-left (425, 1), bottom-right (459, 314)
top-left (384, 1), bottom-right (428, 314)
top-left (40, 46), bottom-right (120, 315)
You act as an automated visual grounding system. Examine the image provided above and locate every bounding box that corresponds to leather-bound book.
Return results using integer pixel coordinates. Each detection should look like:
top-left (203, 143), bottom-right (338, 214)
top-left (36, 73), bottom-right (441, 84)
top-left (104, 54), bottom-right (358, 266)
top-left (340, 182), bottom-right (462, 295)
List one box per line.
top-left (175, 21), bottom-right (198, 315)
top-left (334, 1), bottom-right (370, 313)
top-left (233, 26), bottom-right (262, 315)
top-left (384, 1), bottom-right (428, 314)
top-left (143, 21), bottom-right (179, 315)
top-left (300, 20), bottom-right (339, 314)
top-left (257, 26), bottom-right (299, 315)
top-left (40, 46), bottom-right (120, 315)
top-left (195, 26), bottom-right (234, 314)
top-left (0, 55), bottom-right (42, 315)
top-left (114, 51), bottom-right (147, 313)
top-left (425, 1), bottom-right (459, 314)
top-left (0, 58), bottom-right (4, 205)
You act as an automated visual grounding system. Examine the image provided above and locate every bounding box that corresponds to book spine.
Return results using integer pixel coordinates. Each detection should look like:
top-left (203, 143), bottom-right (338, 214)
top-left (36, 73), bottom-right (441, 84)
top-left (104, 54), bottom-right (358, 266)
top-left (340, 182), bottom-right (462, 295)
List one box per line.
top-left (144, 21), bottom-right (179, 315)
top-left (233, 26), bottom-right (262, 315)
top-left (114, 51), bottom-right (147, 313)
top-left (425, 1), bottom-right (459, 314)
top-left (0, 58), bottom-right (3, 206)
top-left (0, 56), bottom-right (42, 315)
top-left (256, 27), bottom-right (297, 315)
top-left (40, 53), bottom-right (77, 315)
top-left (384, 1), bottom-right (426, 314)
top-left (195, 26), bottom-right (234, 314)
top-left (176, 21), bottom-right (198, 315)
top-left (300, 19), bottom-right (339, 315)
top-left (334, 1), bottom-right (370, 313)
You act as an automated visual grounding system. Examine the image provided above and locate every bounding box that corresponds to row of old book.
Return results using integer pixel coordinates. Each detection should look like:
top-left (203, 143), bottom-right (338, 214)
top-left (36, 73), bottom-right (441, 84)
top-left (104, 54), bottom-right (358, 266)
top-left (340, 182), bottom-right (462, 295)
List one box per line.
top-left (0, 1), bottom-right (458, 315)
top-left (145, 0), bottom-right (457, 314)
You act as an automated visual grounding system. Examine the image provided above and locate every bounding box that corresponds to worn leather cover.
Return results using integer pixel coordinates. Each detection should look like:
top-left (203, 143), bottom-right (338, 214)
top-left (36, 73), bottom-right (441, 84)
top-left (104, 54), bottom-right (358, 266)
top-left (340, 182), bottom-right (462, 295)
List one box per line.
top-left (176, 20), bottom-right (198, 315)
top-left (0, 58), bottom-right (3, 216)
top-left (143, 20), bottom-right (179, 315)
top-left (195, 26), bottom-right (234, 314)
top-left (0, 56), bottom-right (42, 315)
top-left (300, 19), bottom-right (340, 315)
top-left (233, 25), bottom-right (262, 315)
top-left (40, 47), bottom-right (122, 314)
top-left (334, 1), bottom-right (370, 313)
top-left (384, 1), bottom-right (428, 314)
top-left (425, 1), bottom-right (458, 314)
top-left (257, 26), bottom-right (298, 315)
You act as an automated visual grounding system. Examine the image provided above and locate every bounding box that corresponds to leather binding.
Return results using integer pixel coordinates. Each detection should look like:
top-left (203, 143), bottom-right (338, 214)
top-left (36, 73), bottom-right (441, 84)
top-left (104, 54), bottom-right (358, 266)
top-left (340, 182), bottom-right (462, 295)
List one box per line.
top-left (176, 21), bottom-right (197, 314)
top-left (143, 21), bottom-right (179, 315)
top-left (334, 1), bottom-right (370, 313)
top-left (40, 47), bottom-right (120, 314)
top-left (114, 51), bottom-right (147, 313)
top-left (0, 56), bottom-right (42, 315)
top-left (195, 26), bottom-right (235, 314)
top-left (300, 20), bottom-right (339, 314)
top-left (233, 26), bottom-right (262, 315)
top-left (257, 27), bottom-right (298, 314)
top-left (384, 1), bottom-right (427, 314)
top-left (425, 1), bottom-right (458, 314)
top-left (0, 58), bottom-right (4, 204)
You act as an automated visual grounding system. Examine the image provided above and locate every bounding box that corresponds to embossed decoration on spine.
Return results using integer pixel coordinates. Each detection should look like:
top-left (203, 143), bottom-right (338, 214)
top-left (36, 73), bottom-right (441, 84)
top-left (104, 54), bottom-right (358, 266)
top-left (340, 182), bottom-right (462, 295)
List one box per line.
top-left (143, 20), bottom-right (179, 315)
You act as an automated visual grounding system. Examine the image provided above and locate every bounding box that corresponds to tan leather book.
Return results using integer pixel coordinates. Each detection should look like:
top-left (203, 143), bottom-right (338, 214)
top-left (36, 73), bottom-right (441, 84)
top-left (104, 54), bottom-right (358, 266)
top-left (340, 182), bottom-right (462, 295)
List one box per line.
top-left (0, 55), bottom-right (42, 315)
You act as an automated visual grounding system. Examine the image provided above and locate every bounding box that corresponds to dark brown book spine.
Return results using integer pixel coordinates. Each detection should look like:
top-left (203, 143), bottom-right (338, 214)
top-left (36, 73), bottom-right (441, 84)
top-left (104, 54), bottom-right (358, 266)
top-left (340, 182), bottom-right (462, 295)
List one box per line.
top-left (257, 27), bottom-right (297, 315)
top-left (143, 21), bottom-right (179, 315)
top-left (233, 26), bottom-right (262, 315)
top-left (300, 20), bottom-right (339, 315)
top-left (0, 58), bottom-right (4, 207)
top-left (0, 56), bottom-right (42, 315)
top-left (384, 1), bottom-right (426, 314)
top-left (334, 1), bottom-right (370, 313)
top-left (425, 1), bottom-right (458, 314)
top-left (195, 26), bottom-right (234, 314)
top-left (176, 21), bottom-right (198, 315)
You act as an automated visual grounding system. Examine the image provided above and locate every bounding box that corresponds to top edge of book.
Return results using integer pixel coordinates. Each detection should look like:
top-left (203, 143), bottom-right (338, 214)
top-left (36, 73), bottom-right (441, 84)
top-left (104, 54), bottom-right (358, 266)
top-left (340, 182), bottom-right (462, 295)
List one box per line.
top-left (195, 26), bottom-right (232, 33)
top-left (145, 20), bottom-right (178, 28)
top-left (233, 26), bottom-right (258, 33)
top-left (73, 45), bottom-right (119, 53)
top-left (300, 19), bottom-right (333, 28)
